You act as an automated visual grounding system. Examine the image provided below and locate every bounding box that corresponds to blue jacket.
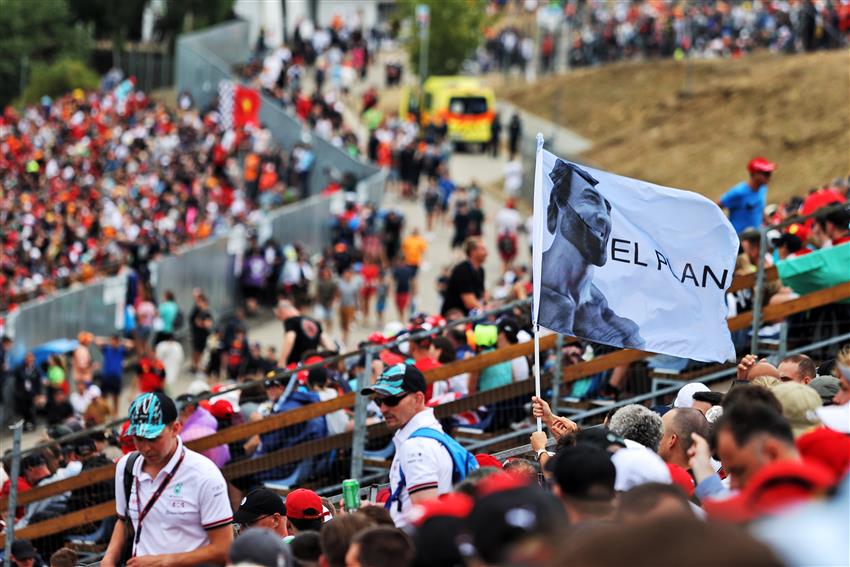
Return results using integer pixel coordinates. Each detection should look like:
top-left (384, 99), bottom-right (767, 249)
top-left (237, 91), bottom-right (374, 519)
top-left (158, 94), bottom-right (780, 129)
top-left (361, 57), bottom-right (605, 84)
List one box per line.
top-left (254, 387), bottom-right (328, 482)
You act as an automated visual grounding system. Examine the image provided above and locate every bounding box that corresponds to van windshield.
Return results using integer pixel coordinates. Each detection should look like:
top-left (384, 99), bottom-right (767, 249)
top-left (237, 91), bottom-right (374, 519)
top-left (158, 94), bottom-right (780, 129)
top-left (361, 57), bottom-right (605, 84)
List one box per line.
top-left (448, 96), bottom-right (488, 115)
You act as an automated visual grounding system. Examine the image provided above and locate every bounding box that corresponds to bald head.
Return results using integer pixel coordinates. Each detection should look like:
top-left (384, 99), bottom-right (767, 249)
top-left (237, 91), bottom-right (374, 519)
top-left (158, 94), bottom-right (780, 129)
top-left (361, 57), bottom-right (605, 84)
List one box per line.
top-left (658, 408), bottom-right (710, 469)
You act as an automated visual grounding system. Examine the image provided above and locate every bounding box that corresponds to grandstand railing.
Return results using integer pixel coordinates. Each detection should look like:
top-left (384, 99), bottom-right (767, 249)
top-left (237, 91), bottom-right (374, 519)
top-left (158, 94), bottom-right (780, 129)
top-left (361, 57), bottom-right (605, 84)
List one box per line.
top-left (3, 272), bottom-right (850, 547)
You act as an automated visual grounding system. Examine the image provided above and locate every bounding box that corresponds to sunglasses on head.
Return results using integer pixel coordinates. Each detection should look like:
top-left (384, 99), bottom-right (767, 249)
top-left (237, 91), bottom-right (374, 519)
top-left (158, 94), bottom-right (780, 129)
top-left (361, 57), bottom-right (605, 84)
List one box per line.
top-left (376, 393), bottom-right (409, 407)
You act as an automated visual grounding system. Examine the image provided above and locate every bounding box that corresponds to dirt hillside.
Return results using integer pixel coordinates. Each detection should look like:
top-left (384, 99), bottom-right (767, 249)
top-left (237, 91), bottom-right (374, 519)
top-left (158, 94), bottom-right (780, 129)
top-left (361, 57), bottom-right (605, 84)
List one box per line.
top-left (502, 50), bottom-right (849, 203)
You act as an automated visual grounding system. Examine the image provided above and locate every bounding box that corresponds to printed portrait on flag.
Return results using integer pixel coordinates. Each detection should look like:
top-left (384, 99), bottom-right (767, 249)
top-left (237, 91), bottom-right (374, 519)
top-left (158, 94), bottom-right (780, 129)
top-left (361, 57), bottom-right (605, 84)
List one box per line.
top-left (539, 160), bottom-right (645, 348)
top-left (532, 139), bottom-right (739, 363)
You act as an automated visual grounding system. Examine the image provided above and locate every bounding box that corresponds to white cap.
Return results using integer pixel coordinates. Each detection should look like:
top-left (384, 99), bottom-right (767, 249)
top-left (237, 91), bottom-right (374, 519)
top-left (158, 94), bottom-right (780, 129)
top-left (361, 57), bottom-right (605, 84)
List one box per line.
top-left (673, 382), bottom-right (711, 409)
top-left (815, 404), bottom-right (850, 434)
top-left (611, 447), bottom-right (671, 491)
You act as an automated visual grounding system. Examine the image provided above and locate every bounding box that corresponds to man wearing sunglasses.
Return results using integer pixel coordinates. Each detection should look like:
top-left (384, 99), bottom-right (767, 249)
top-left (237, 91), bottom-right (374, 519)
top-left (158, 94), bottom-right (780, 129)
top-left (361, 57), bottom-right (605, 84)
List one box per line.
top-left (361, 364), bottom-right (457, 526)
top-left (233, 488), bottom-right (288, 539)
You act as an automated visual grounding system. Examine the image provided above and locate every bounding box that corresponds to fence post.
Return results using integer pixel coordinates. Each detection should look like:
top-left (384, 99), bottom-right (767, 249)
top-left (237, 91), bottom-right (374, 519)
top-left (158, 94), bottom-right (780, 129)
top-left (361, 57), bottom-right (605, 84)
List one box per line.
top-left (4, 420), bottom-right (24, 567)
top-left (350, 348), bottom-right (374, 481)
top-left (551, 333), bottom-right (564, 415)
top-left (749, 226), bottom-right (768, 355)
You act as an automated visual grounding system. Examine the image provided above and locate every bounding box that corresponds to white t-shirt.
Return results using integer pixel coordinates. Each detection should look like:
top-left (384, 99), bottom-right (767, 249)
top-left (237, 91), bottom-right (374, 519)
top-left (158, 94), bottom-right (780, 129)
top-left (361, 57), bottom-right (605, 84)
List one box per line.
top-left (389, 408), bottom-right (454, 527)
top-left (495, 207), bottom-right (522, 235)
top-left (317, 388), bottom-right (349, 435)
top-left (511, 356), bottom-right (530, 382)
top-left (70, 385), bottom-right (102, 415)
top-left (504, 160), bottom-right (523, 196)
top-left (156, 340), bottom-right (185, 386)
top-left (115, 438), bottom-right (232, 558)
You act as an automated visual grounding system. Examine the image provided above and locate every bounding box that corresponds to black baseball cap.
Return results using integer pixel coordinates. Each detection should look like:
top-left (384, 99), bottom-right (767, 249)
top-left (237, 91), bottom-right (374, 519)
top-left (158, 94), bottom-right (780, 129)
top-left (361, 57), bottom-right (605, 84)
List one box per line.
top-left (361, 363), bottom-right (427, 397)
top-left (21, 453), bottom-right (46, 470)
top-left (574, 426), bottom-right (627, 452)
top-left (233, 488), bottom-right (287, 525)
top-left (497, 317), bottom-right (520, 344)
top-left (11, 539), bottom-right (37, 560)
top-left (73, 436), bottom-right (98, 456)
top-left (229, 528), bottom-right (292, 566)
top-left (546, 444), bottom-right (616, 500)
top-left (307, 367), bottom-right (329, 388)
top-left (465, 482), bottom-right (565, 565)
top-left (175, 393), bottom-right (198, 413)
top-left (264, 369), bottom-right (286, 388)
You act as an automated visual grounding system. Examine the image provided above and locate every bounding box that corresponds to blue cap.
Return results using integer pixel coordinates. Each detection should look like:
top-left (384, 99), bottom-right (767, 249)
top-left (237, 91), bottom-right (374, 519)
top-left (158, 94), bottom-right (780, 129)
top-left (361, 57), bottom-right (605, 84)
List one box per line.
top-left (127, 392), bottom-right (178, 439)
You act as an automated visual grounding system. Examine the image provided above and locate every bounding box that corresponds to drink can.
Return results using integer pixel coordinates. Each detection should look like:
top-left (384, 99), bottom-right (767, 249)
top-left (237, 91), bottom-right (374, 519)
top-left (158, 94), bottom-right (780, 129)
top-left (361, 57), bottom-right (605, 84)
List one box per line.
top-left (342, 479), bottom-right (361, 510)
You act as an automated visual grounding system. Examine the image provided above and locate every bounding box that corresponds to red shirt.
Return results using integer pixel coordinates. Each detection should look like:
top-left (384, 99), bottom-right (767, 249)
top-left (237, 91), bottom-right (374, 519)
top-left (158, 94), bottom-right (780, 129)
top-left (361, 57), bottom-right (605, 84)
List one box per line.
top-left (801, 188), bottom-right (845, 229)
top-left (1, 477), bottom-right (31, 519)
top-left (414, 357), bottom-right (442, 400)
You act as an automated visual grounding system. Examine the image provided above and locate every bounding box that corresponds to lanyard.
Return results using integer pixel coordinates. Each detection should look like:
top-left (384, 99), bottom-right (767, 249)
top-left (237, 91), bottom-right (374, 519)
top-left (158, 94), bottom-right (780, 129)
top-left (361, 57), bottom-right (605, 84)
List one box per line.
top-left (133, 449), bottom-right (186, 554)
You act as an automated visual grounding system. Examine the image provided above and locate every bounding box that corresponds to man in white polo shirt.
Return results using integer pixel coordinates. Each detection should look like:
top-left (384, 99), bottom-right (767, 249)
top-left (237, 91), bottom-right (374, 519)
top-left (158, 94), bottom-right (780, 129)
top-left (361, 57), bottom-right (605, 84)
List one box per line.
top-left (361, 364), bottom-right (475, 526)
top-left (101, 392), bottom-right (233, 566)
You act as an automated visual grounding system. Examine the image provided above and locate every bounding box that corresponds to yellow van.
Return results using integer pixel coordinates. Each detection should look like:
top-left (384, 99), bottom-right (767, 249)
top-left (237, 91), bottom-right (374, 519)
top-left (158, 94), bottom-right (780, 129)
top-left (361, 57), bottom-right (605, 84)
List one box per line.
top-left (400, 76), bottom-right (496, 148)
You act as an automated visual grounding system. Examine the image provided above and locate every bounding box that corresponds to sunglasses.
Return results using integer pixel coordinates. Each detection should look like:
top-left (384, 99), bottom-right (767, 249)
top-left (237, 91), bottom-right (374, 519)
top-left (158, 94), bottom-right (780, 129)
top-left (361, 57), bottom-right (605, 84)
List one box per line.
top-left (264, 380), bottom-right (284, 388)
top-left (376, 393), bottom-right (409, 407)
top-left (235, 513), bottom-right (272, 534)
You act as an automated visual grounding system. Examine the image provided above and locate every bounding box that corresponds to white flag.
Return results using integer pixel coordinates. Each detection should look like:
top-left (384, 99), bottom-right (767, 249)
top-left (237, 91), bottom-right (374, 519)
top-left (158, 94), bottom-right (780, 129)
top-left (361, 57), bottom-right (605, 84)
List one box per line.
top-left (532, 137), bottom-right (738, 362)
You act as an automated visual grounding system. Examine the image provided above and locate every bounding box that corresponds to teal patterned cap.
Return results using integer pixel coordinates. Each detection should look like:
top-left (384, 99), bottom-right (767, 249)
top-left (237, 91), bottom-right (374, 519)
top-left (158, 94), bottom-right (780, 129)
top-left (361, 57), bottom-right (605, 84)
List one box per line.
top-left (361, 363), bottom-right (427, 396)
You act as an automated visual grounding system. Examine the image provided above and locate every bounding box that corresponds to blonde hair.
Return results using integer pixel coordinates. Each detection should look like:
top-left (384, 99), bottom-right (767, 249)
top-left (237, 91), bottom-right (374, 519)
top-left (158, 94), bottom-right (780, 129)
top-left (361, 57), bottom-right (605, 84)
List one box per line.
top-left (751, 375), bottom-right (781, 389)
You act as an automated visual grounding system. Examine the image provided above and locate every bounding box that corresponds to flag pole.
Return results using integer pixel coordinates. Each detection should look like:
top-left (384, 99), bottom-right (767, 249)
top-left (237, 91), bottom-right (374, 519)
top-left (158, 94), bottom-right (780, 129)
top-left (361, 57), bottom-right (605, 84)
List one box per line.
top-left (532, 132), bottom-right (545, 432)
top-left (533, 324), bottom-right (542, 432)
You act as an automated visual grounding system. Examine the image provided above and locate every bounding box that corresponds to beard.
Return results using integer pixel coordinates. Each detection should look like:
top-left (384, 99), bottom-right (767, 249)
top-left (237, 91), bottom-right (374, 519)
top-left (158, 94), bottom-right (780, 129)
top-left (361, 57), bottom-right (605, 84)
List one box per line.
top-left (560, 204), bottom-right (609, 266)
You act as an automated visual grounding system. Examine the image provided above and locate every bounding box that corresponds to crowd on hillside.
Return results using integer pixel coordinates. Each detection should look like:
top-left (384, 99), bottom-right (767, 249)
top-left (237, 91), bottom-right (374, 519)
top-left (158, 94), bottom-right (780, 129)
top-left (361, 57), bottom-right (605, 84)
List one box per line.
top-left (238, 18), bottom-right (381, 158)
top-left (478, 0), bottom-right (849, 74)
top-left (0, 76), bottom-right (312, 312)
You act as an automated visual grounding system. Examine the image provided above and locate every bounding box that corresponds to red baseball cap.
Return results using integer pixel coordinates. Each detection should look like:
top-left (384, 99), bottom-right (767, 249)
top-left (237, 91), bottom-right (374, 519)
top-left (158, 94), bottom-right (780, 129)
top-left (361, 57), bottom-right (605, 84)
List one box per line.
top-left (796, 427), bottom-right (850, 481)
top-left (474, 453), bottom-right (503, 470)
top-left (704, 459), bottom-right (835, 523)
top-left (747, 157), bottom-right (776, 174)
top-left (209, 399), bottom-right (235, 420)
top-left (407, 492), bottom-right (474, 528)
top-left (285, 488), bottom-right (326, 520)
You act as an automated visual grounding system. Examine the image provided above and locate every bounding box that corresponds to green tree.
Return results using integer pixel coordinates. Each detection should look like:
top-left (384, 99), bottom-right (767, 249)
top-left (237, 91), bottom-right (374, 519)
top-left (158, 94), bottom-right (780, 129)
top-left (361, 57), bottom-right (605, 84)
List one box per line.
top-left (156, 0), bottom-right (236, 46)
top-left (67, 0), bottom-right (148, 41)
top-left (0, 0), bottom-right (79, 106)
top-left (20, 59), bottom-right (100, 104)
top-left (398, 0), bottom-right (489, 78)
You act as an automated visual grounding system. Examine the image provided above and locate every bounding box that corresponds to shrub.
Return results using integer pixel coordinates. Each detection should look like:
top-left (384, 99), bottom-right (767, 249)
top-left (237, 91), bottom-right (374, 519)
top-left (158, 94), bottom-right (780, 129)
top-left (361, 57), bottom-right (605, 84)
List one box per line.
top-left (21, 58), bottom-right (100, 105)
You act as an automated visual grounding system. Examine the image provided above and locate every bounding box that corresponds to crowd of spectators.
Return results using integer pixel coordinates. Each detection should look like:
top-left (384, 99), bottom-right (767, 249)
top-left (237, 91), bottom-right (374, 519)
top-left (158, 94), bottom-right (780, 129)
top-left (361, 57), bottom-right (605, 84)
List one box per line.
top-left (4, 340), bottom-right (849, 566)
top-left (0, 75), bottom-right (303, 313)
top-left (477, 0), bottom-right (850, 74)
top-left (238, 17), bottom-right (383, 157)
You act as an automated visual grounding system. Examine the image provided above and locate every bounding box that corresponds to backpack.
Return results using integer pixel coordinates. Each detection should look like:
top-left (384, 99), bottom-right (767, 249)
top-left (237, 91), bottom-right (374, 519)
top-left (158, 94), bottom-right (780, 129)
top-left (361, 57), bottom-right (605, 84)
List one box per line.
top-left (385, 427), bottom-right (479, 511)
top-left (173, 309), bottom-right (185, 330)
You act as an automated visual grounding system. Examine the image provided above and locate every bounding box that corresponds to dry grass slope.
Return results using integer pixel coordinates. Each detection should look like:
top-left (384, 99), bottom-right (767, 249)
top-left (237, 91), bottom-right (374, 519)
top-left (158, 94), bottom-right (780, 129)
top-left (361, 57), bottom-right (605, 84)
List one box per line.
top-left (503, 50), bottom-right (850, 203)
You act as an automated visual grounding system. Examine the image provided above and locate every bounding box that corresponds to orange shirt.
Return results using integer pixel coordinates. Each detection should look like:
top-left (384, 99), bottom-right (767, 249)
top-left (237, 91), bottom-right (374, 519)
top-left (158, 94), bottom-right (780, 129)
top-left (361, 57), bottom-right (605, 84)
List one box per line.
top-left (401, 234), bottom-right (428, 266)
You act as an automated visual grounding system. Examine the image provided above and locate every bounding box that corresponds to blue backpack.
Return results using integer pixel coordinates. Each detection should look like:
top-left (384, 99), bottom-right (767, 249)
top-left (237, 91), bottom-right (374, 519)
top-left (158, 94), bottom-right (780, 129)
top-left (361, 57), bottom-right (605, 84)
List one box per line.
top-left (386, 427), bottom-right (479, 511)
